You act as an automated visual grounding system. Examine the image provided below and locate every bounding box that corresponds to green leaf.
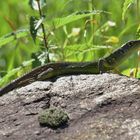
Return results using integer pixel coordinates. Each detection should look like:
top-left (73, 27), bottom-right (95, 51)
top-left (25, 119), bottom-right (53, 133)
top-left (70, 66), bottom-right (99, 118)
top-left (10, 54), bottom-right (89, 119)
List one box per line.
top-left (0, 59), bottom-right (34, 86)
top-left (29, 0), bottom-right (46, 11)
top-left (64, 44), bottom-right (112, 51)
top-left (64, 44), bottom-right (112, 61)
top-left (0, 68), bottom-right (21, 86)
top-left (122, 0), bottom-right (135, 20)
top-left (30, 15), bottom-right (46, 42)
top-left (0, 29), bottom-right (29, 48)
top-left (121, 68), bottom-right (131, 76)
top-left (53, 10), bottom-right (107, 29)
top-left (136, 24), bottom-right (140, 39)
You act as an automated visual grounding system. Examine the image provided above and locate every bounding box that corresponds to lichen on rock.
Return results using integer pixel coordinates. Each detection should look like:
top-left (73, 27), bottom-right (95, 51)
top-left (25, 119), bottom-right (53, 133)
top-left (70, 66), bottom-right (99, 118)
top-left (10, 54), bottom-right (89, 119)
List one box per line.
top-left (38, 108), bottom-right (69, 128)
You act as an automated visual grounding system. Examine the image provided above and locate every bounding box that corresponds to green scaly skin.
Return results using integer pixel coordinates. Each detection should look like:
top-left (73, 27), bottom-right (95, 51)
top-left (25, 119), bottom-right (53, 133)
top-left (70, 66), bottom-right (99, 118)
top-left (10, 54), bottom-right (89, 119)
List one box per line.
top-left (0, 40), bottom-right (140, 96)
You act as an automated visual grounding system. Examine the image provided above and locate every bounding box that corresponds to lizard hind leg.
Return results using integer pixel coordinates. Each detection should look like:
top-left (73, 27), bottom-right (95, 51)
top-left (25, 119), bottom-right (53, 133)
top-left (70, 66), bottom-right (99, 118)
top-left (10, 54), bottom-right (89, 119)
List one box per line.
top-left (98, 58), bottom-right (114, 74)
top-left (37, 68), bottom-right (55, 81)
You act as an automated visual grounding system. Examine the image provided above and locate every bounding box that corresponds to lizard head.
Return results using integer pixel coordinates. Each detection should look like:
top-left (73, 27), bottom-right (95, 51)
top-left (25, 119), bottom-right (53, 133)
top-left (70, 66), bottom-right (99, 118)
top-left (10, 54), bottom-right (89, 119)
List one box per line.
top-left (125, 40), bottom-right (140, 50)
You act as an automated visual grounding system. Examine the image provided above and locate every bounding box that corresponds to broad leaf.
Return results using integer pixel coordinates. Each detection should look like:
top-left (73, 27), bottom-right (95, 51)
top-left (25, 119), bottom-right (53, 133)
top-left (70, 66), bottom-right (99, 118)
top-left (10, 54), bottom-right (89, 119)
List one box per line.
top-left (30, 16), bottom-right (39, 42)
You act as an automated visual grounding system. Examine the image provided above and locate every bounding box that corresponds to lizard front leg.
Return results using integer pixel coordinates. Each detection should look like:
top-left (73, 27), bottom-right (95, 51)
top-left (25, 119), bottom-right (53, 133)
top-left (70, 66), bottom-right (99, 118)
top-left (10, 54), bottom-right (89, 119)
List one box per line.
top-left (37, 68), bottom-right (55, 80)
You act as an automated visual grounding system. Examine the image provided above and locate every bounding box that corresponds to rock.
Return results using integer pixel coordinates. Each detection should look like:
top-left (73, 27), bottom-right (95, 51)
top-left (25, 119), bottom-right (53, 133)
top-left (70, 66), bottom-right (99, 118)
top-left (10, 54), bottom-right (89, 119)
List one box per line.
top-left (0, 73), bottom-right (140, 140)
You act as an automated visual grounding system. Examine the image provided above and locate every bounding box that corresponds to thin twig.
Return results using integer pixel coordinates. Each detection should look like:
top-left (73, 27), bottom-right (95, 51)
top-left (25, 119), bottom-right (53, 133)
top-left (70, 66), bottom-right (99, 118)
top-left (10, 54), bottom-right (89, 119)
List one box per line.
top-left (36, 0), bottom-right (50, 62)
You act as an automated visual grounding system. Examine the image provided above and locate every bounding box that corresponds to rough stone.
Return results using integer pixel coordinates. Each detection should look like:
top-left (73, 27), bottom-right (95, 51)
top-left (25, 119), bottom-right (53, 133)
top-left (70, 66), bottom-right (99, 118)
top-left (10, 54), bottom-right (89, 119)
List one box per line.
top-left (0, 73), bottom-right (140, 140)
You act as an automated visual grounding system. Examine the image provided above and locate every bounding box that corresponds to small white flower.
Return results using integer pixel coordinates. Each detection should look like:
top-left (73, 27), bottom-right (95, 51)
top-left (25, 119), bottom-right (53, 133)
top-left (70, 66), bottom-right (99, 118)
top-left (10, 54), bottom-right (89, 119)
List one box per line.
top-left (108, 21), bottom-right (116, 27)
top-left (71, 28), bottom-right (81, 37)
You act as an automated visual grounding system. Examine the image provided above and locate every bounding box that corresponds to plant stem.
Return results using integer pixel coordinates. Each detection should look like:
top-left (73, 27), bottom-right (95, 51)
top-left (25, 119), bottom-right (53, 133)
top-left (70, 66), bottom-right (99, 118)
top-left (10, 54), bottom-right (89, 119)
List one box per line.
top-left (36, 0), bottom-right (50, 62)
top-left (136, 0), bottom-right (140, 22)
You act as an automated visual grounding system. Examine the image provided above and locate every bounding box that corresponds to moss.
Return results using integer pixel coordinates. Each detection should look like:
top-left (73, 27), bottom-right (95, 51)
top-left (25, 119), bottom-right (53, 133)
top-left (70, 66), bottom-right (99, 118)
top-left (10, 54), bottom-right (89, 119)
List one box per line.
top-left (38, 108), bottom-right (69, 128)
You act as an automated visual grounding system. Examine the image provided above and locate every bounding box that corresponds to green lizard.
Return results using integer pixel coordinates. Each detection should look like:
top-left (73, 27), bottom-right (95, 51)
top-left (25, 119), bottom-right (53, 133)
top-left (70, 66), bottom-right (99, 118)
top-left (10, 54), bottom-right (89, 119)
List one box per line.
top-left (0, 40), bottom-right (140, 96)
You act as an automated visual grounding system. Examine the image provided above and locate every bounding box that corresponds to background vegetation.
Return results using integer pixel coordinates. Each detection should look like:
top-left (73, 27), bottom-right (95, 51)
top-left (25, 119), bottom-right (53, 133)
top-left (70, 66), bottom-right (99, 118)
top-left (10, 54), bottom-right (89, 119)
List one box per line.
top-left (0, 0), bottom-right (140, 87)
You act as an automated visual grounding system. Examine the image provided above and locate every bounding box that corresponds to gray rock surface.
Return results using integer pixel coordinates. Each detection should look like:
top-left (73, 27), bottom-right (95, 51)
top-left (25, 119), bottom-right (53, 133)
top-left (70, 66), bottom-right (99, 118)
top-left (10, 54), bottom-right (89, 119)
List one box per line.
top-left (0, 73), bottom-right (140, 140)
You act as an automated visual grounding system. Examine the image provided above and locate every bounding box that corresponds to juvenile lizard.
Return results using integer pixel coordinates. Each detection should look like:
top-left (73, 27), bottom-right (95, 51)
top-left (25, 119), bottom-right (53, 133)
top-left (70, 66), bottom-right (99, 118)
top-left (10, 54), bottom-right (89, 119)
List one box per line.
top-left (0, 40), bottom-right (140, 96)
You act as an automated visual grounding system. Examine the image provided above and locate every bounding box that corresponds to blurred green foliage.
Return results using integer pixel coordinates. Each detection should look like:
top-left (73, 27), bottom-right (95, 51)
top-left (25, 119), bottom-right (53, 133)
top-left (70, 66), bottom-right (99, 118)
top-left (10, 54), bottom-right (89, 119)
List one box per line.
top-left (0, 0), bottom-right (140, 86)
